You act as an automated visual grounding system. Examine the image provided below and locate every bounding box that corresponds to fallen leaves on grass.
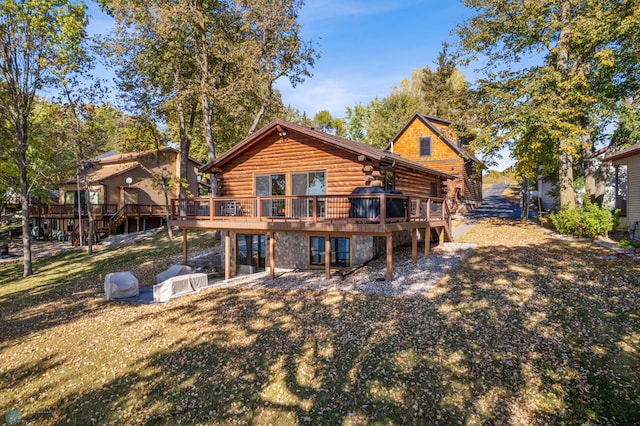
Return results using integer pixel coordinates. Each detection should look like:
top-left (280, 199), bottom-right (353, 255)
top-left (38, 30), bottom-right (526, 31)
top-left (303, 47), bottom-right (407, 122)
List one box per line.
top-left (1, 219), bottom-right (639, 424)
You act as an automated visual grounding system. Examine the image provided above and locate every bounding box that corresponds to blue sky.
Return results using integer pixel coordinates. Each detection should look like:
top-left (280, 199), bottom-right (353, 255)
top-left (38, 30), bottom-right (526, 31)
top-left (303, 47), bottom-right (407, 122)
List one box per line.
top-left (86, 1), bottom-right (514, 169)
top-left (276, 0), bottom-right (473, 117)
top-left (87, 0), bottom-right (473, 118)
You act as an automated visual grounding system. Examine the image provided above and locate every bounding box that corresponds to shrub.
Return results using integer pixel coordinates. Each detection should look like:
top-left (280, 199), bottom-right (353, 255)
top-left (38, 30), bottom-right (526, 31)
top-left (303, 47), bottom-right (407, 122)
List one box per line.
top-left (618, 239), bottom-right (638, 249)
top-left (549, 199), bottom-right (614, 239)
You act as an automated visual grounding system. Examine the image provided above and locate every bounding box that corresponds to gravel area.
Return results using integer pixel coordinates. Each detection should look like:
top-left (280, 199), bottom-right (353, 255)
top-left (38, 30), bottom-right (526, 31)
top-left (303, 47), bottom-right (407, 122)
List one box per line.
top-left (214, 242), bottom-right (477, 297)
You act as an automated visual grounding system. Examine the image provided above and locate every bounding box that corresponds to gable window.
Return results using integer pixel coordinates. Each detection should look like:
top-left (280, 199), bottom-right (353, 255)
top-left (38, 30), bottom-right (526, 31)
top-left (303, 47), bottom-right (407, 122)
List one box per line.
top-left (309, 236), bottom-right (350, 268)
top-left (419, 136), bottom-right (432, 157)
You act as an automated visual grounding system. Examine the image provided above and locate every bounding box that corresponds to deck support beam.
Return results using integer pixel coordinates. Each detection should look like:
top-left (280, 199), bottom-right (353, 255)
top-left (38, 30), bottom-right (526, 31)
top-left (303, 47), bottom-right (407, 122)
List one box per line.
top-left (325, 234), bottom-right (331, 279)
top-left (224, 230), bottom-right (231, 281)
top-left (386, 233), bottom-right (393, 282)
top-left (438, 227), bottom-right (444, 246)
top-left (411, 228), bottom-right (418, 264)
top-left (182, 228), bottom-right (188, 265)
top-left (424, 225), bottom-right (431, 255)
top-left (269, 232), bottom-right (275, 279)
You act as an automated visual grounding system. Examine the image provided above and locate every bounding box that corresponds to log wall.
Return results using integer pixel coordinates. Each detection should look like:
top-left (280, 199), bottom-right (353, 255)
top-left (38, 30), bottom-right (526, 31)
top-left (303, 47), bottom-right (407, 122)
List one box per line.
top-left (220, 130), bottom-right (372, 196)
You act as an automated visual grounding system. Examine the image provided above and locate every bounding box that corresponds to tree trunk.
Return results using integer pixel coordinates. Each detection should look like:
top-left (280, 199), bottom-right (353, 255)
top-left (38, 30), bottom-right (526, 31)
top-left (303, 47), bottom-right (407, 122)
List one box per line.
top-left (18, 120), bottom-right (32, 277)
top-left (152, 128), bottom-right (173, 240)
top-left (594, 160), bottom-right (610, 207)
top-left (556, 1), bottom-right (576, 209)
top-left (201, 92), bottom-right (218, 196)
top-left (84, 172), bottom-right (94, 254)
top-left (247, 81), bottom-right (273, 137)
top-left (175, 66), bottom-right (194, 201)
top-left (558, 141), bottom-right (576, 208)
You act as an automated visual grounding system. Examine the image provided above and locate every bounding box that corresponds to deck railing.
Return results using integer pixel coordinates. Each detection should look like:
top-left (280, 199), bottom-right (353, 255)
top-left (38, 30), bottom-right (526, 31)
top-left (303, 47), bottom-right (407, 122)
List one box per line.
top-left (171, 194), bottom-right (451, 226)
top-left (29, 203), bottom-right (167, 218)
top-left (29, 203), bottom-right (118, 217)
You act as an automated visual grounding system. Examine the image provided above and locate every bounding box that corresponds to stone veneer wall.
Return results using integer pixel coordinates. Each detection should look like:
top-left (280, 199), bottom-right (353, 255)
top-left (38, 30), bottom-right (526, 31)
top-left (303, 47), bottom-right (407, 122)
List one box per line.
top-left (274, 232), bottom-right (309, 269)
top-left (271, 230), bottom-right (417, 270)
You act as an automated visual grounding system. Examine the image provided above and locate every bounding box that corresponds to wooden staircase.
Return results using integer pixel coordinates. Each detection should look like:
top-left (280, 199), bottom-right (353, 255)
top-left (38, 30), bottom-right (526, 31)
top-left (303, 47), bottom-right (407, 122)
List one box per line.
top-left (96, 205), bottom-right (128, 238)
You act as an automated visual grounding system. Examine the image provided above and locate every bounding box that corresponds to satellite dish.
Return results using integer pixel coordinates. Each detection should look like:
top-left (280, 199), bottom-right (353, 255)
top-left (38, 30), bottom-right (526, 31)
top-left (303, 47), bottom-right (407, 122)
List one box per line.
top-left (125, 177), bottom-right (133, 185)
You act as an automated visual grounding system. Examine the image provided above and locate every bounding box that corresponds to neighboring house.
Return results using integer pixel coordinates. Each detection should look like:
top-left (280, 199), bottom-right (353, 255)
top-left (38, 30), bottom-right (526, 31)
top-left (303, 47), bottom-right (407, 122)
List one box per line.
top-left (386, 113), bottom-right (483, 213)
top-left (536, 174), bottom-right (558, 211)
top-left (30, 147), bottom-right (201, 241)
top-left (606, 143), bottom-right (640, 240)
top-left (170, 119), bottom-right (456, 282)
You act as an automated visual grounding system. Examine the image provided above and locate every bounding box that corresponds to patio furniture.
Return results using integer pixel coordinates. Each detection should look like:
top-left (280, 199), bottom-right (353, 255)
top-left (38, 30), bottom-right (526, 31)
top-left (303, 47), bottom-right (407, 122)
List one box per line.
top-left (152, 273), bottom-right (209, 303)
top-left (104, 271), bottom-right (139, 300)
top-left (156, 264), bottom-right (194, 284)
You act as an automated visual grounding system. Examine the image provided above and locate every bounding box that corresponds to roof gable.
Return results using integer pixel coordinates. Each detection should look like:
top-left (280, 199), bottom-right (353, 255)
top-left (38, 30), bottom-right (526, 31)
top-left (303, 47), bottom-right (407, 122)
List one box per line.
top-left (94, 146), bottom-right (202, 167)
top-left (203, 119), bottom-right (456, 180)
top-left (386, 112), bottom-right (482, 164)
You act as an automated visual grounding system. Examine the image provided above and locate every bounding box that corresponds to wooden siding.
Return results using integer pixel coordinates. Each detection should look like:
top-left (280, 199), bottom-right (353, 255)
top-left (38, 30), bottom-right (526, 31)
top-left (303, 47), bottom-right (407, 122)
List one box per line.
top-left (394, 168), bottom-right (440, 198)
top-left (628, 155), bottom-right (640, 227)
top-left (464, 161), bottom-right (483, 203)
top-left (56, 150), bottom-right (199, 211)
top-left (220, 130), bottom-right (385, 196)
top-left (391, 117), bottom-right (482, 205)
top-left (391, 119), bottom-right (461, 164)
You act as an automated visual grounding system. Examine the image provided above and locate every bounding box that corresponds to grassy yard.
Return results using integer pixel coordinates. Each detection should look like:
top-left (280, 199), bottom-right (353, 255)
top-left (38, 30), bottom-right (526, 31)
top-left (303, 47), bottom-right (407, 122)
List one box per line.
top-left (1, 221), bottom-right (639, 424)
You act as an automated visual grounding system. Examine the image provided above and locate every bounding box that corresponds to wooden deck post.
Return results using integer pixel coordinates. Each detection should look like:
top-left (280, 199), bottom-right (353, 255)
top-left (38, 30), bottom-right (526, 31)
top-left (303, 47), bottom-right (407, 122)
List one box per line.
top-left (411, 228), bottom-right (417, 264)
top-left (386, 233), bottom-right (393, 282)
top-left (224, 230), bottom-right (231, 281)
top-left (182, 228), bottom-right (188, 265)
top-left (438, 227), bottom-right (444, 246)
top-left (325, 234), bottom-right (331, 279)
top-left (269, 232), bottom-right (275, 279)
top-left (424, 226), bottom-right (431, 255)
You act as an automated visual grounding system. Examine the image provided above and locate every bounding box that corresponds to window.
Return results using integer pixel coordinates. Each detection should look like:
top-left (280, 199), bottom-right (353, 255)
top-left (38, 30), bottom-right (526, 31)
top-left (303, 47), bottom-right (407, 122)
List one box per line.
top-left (255, 174), bottom-right (286, 216)
top-left (64, 191), bottom-right (75, 205)
top-left (384, 171), bottom-right (395, 191)
top-left (63, 189), bottom-right (99, 205)
top-left (255, 174), bottom-right (286, 196)
top-left (235, 234), bottom-right (266, 274)
top-left (309, 236), bottom-right (350, 267)
top-left (430, 182), bottom-right (437, 197)
top-left (291, 171), bottom-right (326, 217)
top-left (291, 171), bottom-right (325, 195)
top-left (419, 136), bottom-right (432, 157)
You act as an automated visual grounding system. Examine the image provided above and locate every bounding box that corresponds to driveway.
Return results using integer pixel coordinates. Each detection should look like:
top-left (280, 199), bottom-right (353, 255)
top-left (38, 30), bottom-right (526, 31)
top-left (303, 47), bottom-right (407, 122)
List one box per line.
top-left (452, 183), bottom-right (521, 239)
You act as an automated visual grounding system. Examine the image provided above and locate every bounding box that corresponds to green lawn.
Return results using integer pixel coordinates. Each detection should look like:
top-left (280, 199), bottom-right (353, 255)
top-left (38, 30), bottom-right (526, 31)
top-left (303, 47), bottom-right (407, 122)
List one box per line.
top-left (1, 221), bottom-right (639, 424)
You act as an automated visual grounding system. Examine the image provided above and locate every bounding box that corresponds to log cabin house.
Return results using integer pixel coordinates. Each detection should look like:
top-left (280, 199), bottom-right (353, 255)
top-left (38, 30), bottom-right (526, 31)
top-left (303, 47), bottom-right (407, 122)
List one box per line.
top-left (29, 147), bottom-right (201, 242)
top-left (386, 113), bottom-right (483, 212)
top-left (170, 119), bottom-right (456, 282)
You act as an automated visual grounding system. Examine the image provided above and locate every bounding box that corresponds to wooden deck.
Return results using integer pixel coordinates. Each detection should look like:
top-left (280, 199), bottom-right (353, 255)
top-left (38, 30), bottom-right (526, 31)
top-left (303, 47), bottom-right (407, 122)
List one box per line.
top-left (170, 194), bottom-right (453, 282)
top-left (170, 194), bottom-right (451, 227)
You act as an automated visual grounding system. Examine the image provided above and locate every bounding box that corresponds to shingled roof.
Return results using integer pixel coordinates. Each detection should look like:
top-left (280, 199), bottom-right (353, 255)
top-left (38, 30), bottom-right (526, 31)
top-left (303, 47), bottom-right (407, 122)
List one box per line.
top-left (201, 119), bottom-right (456, 180)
